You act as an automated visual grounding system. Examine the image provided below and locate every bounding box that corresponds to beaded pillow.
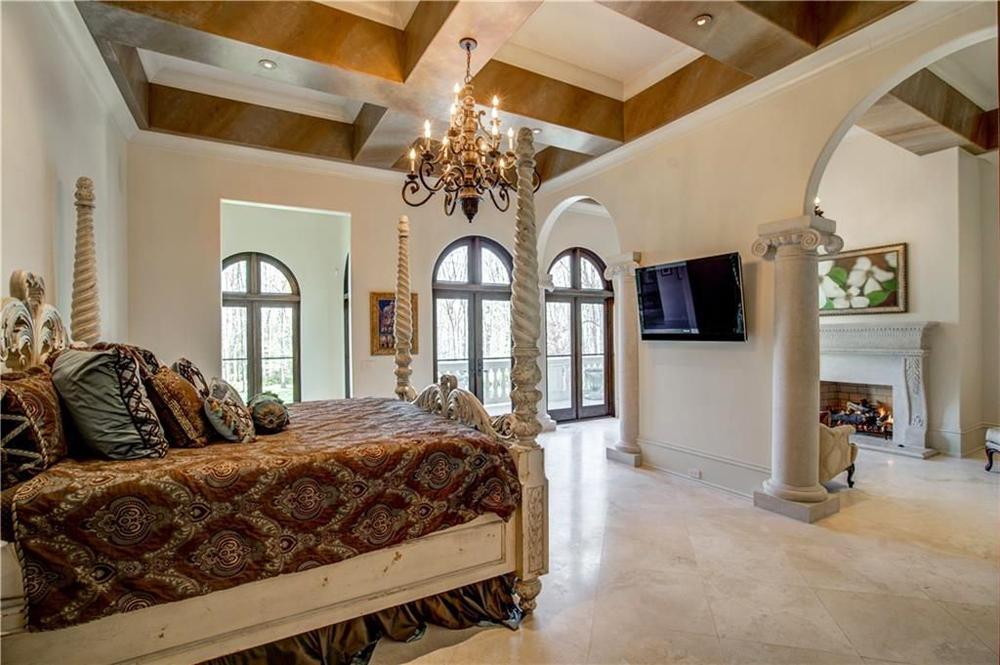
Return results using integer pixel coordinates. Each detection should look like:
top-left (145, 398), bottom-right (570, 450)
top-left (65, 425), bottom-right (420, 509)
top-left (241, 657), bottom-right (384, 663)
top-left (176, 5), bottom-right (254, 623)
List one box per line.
top-left (1, 366), bottom-right (67, 487)
top-left (204, 378), bottom-right (256, 443)
top-left (145, 367), bottom-right (212, 448)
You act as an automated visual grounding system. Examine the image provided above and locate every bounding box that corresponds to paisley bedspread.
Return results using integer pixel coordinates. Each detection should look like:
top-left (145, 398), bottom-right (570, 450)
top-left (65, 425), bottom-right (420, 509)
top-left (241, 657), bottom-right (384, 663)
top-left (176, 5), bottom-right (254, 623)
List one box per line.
top-left (8, 398), bottom-right (521, 631)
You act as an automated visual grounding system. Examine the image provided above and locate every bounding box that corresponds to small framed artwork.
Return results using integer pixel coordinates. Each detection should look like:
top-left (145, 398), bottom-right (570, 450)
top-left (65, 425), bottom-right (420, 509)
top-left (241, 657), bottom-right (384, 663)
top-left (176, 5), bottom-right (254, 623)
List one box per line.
top-left (369, 292), bottom-right (419, 356)
top-left (819, 243), bottom-right (907, 315)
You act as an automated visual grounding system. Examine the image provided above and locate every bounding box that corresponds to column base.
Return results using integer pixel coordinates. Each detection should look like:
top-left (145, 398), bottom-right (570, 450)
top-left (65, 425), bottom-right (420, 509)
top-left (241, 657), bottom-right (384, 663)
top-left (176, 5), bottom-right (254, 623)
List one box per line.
top-left (538, 413), bottom-right (557, 432)
top-left (607, 446), bottom-right (641, 467)
top-left (762, 478), bottom-right (829, 503)
top-left (754, 490), bottom-right (840, 523)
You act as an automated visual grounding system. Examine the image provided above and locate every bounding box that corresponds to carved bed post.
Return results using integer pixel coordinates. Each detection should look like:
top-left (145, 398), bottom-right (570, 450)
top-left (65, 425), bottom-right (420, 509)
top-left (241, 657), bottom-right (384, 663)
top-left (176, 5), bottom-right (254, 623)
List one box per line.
top-left (394, 215), bottom-right (417, 401)
top-left (71, 177), bottom-right (100, 345)
top-left (510, 127), bottom-right (548, 612)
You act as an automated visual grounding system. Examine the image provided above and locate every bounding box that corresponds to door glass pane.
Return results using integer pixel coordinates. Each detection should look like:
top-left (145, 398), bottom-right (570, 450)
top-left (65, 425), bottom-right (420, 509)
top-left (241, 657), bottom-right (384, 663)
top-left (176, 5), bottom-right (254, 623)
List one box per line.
top-left (435, 297), bottom-right (469, 389)
top-left (222, 260), bottom-right (248, 293)
top-left (481, 247), bottom-right (510, 284)
top-left (260, 306), bottom-right (295, 402)
top-left (550, 256), bottom-right (571, 289)
top-left (481, 299), bottom-right (512, 416)
top-left (580, 303), bottom-right (604, 355)
top-left (260, 261), bottom-right (293, 294)
top-left (546, 301), bottom-right (572, 411)
top-left (222, 305), bottom-right (249, 400)
top-left (435, 246), bottom-right (469, 283)
top-left (546, 301), bottom-right (572, 356)
top-left (582, 355), bottom-right (605, 406)
top-left (581, 258), bottom-right (604, 290)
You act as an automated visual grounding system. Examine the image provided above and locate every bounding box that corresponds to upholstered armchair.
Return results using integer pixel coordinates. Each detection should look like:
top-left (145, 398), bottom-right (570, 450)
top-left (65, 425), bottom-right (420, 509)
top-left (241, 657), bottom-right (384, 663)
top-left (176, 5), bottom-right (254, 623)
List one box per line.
top-left (819, 424), bottom-right (858, 487)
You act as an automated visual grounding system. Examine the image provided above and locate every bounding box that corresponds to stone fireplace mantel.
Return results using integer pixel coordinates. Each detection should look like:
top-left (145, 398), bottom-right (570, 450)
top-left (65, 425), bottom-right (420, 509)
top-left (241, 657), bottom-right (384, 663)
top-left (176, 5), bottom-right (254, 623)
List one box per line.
top-left (820, 322), bottom-right (937, 458)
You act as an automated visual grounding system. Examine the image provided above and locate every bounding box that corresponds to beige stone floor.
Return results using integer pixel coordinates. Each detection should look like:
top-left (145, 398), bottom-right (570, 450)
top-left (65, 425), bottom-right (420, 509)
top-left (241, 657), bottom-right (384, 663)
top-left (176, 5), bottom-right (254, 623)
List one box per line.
top-left (372, 418), bottom-right (999, 665)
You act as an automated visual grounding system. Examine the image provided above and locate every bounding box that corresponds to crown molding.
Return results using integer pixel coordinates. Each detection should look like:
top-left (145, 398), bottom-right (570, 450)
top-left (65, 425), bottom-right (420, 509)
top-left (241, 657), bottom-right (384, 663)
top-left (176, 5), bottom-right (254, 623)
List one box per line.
top-left (44, 1), bottom-right (138, 141)
top-left (131, 131), bottom-right (403, 184)
top-left (540, 1), bottom-right (987, 195)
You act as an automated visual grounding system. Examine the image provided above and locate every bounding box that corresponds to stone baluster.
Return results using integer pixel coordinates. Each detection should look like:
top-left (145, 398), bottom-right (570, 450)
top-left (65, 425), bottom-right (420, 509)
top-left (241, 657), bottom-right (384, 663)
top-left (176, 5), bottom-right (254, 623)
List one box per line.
top-left (752, 215), bottom-right (843, 523)
top-left (604, 252), bottom-right (642, 466)
top-left (536, 274), bottom-right (557, 431)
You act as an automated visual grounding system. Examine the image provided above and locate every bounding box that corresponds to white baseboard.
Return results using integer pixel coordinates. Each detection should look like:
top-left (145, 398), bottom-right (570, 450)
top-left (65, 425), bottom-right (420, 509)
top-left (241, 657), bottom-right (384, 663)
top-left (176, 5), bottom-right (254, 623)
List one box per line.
top-left (637, 437), bottom-right (770, 499)
top-left (929, 422), bottom-right (999, 457)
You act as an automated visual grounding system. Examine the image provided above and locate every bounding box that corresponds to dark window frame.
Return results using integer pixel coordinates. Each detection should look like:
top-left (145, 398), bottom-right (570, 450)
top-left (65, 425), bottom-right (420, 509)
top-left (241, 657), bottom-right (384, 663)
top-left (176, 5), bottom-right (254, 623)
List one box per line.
top-left (431, 236), bottom-right (514, 407)
top-left (546, 247), bottom-right (615, 422)
top-left (222, 251), bottom-right (302, 402)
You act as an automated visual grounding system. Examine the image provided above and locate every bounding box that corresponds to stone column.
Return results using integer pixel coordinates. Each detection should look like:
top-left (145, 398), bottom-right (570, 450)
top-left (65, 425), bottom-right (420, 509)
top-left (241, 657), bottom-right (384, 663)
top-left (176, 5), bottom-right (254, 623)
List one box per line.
top-left (752, 215), bottom-right (843, 523)
top-left (604, 252), bottom-right (642, 467)
top-left (537, 274), bottom-right (557, 432)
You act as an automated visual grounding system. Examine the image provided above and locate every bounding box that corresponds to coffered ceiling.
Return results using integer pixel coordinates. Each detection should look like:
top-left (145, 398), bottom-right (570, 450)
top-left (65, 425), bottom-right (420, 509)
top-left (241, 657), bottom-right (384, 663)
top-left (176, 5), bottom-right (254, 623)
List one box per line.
top-left (80, 1), bottom-right (927, 183)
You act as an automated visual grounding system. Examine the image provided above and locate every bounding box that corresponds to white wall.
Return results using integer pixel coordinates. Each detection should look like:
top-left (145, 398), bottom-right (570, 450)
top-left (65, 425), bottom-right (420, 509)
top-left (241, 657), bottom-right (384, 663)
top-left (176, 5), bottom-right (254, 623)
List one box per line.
top-left (220, 202), bottom-right (350, 401)
top-left (127, 141), bottom-right (518, 399)
top-left (817, 130), bottom-right (997, 455)
top-left (1, 2), bottom-right (128, 339)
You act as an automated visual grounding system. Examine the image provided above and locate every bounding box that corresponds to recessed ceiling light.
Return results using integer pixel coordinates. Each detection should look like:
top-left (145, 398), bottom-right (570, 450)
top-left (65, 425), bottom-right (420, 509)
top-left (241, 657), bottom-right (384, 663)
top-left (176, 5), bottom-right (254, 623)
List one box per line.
top-left (258, 58), bottom-right (277, 70)
top-left (693, 14), bottom-right (713, 27)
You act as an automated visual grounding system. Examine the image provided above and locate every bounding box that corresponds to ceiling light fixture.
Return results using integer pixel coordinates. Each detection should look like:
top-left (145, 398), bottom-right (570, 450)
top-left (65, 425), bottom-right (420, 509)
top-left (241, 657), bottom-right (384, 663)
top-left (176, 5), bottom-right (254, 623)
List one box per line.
top-left (402, 37), bottom-right (540, 223)
top-left (693, 14), bottom-right (713, 27)
top-left (258, 58), bottom-right (277, 70)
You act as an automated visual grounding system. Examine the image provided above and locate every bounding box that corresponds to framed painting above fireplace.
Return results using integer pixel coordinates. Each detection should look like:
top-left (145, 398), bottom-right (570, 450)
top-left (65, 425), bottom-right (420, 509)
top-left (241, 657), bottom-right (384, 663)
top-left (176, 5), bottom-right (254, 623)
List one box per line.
top-left (818, 243), bottom-right (907, 315)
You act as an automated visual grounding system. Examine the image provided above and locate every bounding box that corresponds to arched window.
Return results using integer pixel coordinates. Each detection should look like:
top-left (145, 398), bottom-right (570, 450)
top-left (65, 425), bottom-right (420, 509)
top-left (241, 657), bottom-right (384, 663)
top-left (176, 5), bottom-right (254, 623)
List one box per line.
top-left (221, 252), bottom-right (301, 403)
top-left (546, 248), bottom-right (614, 421)
top-left (432, 236), bottom-right (513, 415)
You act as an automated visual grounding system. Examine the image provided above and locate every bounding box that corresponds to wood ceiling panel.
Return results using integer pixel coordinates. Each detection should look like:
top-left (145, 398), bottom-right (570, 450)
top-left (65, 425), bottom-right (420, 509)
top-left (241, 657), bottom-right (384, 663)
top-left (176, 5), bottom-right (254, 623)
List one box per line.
top-left (624, 55), bottom-right (753, 141)
top-left (858, 68), bottom-right (995, 156)
top-left (149, 85), bottom-right (355, 161)
top-left (534, 146), bottom-right (593, 183)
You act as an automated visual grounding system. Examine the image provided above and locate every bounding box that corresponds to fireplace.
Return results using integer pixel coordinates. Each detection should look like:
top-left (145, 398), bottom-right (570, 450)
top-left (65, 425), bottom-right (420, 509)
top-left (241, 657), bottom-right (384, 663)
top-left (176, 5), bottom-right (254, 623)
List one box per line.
top-left (821, 381), bottom-right (894, 439)
top-left (820, 322), bottom-right (937, 458)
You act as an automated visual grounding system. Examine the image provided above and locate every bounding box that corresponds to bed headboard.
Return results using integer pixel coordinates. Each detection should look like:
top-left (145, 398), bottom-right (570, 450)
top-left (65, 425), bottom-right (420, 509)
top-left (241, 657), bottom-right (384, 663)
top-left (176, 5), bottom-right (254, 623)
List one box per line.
top-left (1, 271), bottom-right (69, 373)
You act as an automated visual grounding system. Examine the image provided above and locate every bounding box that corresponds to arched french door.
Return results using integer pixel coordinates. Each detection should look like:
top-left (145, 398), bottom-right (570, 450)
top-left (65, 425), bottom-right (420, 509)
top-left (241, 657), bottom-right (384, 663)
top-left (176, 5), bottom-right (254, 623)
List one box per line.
top-left (432, 236), bottom-right (514, 416)
top-left (546, 247), bottom-right (614, 421)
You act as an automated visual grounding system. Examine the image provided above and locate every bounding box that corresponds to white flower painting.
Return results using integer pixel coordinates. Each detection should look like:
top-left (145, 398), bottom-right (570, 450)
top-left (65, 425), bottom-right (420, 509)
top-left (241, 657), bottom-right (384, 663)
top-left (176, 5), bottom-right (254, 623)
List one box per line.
top-left (818, 244), bottom-right (907, 315)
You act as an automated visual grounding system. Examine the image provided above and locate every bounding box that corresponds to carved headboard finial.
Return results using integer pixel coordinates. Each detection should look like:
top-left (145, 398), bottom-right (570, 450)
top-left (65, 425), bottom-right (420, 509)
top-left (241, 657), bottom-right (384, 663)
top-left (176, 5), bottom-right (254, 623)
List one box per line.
top-left (2, 271), bottom-right (69, 372)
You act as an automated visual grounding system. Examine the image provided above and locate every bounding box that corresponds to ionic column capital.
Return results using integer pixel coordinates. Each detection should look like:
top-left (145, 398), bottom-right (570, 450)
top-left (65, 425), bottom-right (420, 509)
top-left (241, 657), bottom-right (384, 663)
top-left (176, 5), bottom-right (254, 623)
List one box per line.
top-left (752, 215), bottom-right (843, 261)
top-left (604, 251), bottom-right (642, 281)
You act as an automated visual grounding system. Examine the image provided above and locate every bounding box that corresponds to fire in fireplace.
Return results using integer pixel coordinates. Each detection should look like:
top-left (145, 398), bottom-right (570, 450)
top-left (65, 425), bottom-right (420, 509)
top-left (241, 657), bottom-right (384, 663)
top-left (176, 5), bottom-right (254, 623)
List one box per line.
top-left (820, 381), bottom-right (894, 439)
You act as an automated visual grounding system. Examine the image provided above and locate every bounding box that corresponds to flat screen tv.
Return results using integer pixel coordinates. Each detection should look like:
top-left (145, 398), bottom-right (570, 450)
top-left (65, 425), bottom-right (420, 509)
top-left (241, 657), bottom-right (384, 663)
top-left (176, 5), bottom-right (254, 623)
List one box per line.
top-left (636, 252), bottom-right (746, 342)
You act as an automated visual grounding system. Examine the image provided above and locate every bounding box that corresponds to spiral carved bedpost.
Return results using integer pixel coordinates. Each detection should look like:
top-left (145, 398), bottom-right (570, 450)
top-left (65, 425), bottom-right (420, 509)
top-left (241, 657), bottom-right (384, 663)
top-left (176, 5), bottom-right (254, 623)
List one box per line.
top-left (394, 215), bottom-right (417, 401)
top-left (71, 177), bottom-right (100, 345)
top-left (510, 127), bottom-right (548, 612)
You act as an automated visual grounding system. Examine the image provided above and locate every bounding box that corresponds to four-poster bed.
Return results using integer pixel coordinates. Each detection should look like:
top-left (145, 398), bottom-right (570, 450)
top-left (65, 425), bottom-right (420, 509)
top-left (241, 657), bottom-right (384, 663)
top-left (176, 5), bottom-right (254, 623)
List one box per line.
top-left (0, 129), bottom-right (547, 664)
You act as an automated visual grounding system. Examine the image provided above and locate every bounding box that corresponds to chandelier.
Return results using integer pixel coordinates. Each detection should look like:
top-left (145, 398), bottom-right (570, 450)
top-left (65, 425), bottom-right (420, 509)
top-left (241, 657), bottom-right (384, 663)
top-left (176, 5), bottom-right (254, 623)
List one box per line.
top-left (401, 37), bottom-right (540, 223)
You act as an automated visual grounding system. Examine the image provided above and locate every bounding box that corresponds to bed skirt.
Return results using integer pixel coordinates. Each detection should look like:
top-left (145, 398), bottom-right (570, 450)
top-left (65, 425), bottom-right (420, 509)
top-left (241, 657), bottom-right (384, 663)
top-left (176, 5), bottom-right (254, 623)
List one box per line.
top-left (202, 574), bottom-right (522, 665)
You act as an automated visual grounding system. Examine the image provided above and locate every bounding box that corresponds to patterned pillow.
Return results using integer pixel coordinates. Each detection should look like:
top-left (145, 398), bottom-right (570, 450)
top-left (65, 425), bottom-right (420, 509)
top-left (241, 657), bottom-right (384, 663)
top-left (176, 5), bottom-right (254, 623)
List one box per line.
top-left (170, 358), bottom-right (209, 398)
top-left (204, 378), bottom-right (255, 443)
top-left (248, 393), bottom-right (290, 434)
top-left (0, 366), bottom-right (66, 487)
top-left (91, 342), bottom-right (162, 379)
top-left (145, 367), bottom-right (212, 448)
top-left (52, 348), bottom-right (168, 460)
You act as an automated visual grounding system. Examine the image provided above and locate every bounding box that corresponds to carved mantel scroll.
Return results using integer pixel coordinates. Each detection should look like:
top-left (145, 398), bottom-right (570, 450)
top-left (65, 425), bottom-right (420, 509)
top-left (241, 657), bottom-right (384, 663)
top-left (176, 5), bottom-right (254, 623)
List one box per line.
top-left (1, 271), bottom-right (70, 373)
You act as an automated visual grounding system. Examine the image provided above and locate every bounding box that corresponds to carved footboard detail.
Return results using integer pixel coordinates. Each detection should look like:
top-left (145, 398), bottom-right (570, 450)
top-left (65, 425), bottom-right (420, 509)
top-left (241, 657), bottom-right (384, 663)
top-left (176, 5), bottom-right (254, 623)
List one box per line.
top-left (413, 375), bottom-right (512, 443)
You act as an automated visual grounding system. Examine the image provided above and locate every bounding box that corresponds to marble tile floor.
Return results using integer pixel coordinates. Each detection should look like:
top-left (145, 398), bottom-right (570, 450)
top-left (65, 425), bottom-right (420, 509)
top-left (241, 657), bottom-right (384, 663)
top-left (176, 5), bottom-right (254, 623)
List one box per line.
top-left (373, 418), bottom-right (998, 665)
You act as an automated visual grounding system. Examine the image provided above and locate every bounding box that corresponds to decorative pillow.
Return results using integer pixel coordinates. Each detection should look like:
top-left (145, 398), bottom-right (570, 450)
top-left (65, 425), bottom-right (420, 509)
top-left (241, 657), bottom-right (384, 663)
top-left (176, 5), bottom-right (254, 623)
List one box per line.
top-left (248, 392), bottom-right (290, 434)
top-left (1, 366), bottom-right (67, 487)
top-left (91, 342), bottom-right (162, 379)
top-left (51, 348), bottom-right (168, 460)
top-left (145, 367), bottom-right (212, 448)
top-left (204, 378), bottom-right (255, 443)
top-left (171, 358), bottom-right (209, 398)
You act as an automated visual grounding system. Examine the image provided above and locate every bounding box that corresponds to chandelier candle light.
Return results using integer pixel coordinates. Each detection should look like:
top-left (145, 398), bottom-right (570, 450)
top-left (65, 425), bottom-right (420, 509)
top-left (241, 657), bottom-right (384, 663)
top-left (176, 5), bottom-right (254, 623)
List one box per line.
top-left (402, 38), bottom-right (540, 223)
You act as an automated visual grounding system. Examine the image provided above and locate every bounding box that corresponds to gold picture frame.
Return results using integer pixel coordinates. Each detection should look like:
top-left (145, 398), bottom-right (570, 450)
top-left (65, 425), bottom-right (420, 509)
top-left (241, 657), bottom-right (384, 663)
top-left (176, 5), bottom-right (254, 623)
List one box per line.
top-left (369, 292), bottom-right (419, 356)
top-left (819, 243), bottom-right (907, 315)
